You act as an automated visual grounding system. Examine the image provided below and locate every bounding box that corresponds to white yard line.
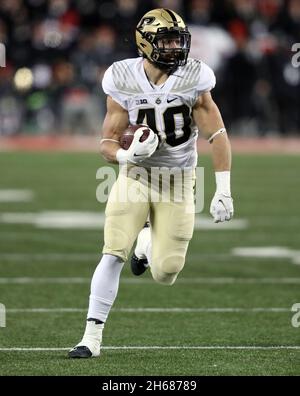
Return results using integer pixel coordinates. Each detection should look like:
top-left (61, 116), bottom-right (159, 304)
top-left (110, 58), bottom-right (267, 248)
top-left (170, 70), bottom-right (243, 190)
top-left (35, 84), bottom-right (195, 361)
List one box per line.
top-left (0, 252), bottom-right (234, 263)
top-left (6, 307), bottom-right (290, 313)
top-left (0, 249), bottom-right (298, 263)
top-left (0, 190), bottom-right (34, 202)
top-left (0, 346), bottom-right (299, 351)
top-left (0, 253), bottom-right (101, 261)
top-left (0, 277), bottom-right (299, 284)
top-left (0, 212), bottom-right (247, 230)
top-left (232, 246), bottom-right (300, 265)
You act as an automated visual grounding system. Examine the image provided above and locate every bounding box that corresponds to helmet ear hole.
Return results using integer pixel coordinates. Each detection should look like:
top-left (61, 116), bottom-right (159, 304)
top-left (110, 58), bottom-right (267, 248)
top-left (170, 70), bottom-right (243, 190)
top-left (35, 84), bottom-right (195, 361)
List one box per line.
top-left (145, 32), bottom-right (154, 42)
top-left (152, 52), bottom-right (159, 61)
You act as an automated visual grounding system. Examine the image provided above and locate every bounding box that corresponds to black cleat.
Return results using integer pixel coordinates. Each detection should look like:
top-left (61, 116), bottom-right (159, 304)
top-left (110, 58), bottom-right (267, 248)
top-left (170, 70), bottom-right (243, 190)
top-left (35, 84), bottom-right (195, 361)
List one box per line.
top-left (68, 346), bottom-right (92, 358)
top-left (131, 253), bottom-right (149, 276)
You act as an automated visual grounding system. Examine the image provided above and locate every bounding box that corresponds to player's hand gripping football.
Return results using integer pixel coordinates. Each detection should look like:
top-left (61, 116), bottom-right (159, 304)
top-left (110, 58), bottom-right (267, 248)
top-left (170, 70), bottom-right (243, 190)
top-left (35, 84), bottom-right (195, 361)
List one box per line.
top-left (117, 127), bottom-right (159, 164)
top-left (209, 171), bottom-right (234, 223)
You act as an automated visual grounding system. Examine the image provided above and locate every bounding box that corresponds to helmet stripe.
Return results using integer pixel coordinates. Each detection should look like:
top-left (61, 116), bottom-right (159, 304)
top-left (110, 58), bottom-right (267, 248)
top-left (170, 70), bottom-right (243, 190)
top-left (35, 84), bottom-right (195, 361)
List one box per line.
top-left (164, 9), bottom-right (179, 27)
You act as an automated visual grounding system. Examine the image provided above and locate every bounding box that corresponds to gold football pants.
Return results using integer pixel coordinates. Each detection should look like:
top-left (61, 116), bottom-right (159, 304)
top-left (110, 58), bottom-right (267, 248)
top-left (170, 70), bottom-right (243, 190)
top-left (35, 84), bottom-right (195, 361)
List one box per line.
top-left (102, 166), bottom-right (195, 285)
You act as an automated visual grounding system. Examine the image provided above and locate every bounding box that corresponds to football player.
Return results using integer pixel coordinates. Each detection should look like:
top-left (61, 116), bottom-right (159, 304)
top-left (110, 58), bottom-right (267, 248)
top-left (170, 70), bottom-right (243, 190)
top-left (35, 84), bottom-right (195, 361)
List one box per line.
top-left (69, 8), bottom-right (233, 358)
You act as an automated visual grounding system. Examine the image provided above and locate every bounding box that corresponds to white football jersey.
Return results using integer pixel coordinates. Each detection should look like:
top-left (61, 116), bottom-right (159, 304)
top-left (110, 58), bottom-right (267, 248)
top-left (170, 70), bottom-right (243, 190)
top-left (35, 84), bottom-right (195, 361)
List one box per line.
top-left (102, 57), bottom-right (216, 169)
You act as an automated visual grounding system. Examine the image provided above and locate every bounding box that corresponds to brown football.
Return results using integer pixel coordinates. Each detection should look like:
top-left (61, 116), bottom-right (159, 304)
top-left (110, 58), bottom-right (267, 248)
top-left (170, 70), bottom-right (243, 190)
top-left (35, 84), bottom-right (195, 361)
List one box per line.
top-left (120, 124), bottom-right (151, 150)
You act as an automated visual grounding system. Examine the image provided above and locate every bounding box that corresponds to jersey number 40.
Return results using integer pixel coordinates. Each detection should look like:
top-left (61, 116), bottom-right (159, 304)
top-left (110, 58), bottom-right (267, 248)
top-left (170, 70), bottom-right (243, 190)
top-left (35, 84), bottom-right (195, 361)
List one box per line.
top-left (136, 104), bottom-right (192, 147)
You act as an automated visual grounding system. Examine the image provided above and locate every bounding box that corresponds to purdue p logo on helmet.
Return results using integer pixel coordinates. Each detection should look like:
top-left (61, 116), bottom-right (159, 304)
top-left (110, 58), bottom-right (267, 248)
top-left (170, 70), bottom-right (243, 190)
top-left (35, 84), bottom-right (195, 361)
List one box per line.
top-left (136, 8), bottom-right (191, 71)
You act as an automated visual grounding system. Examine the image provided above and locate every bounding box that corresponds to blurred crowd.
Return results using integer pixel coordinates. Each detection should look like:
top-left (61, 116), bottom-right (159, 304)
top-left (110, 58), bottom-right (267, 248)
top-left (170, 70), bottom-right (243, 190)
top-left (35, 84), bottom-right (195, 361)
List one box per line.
top-left (0, 0), bottom-right (300, 136)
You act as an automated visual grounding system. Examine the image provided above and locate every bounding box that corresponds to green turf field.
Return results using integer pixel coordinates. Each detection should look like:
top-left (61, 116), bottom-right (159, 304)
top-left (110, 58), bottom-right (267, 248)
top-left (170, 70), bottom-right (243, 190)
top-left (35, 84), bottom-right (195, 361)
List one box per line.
top-left (0, 152), bottom-right (299, 375)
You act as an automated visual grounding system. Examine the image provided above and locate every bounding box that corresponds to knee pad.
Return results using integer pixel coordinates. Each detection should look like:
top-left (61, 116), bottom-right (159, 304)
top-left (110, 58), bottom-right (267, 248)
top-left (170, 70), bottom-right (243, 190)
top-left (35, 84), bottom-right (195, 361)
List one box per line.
top-left (151, 270), bottom-right (178, 286)
top-left (151, 255), bottom-right (185, 286)
top-left (160, 255), bottom-right (185, 274)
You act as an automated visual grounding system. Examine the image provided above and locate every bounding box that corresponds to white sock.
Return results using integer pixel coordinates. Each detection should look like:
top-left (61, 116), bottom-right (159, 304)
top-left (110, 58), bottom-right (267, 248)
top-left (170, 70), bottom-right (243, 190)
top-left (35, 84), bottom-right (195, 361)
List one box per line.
top-left (78, 321), bottom-right (104, 353)
top-left (87, 254), bottom-right (124, 322)
top-left (145, 237), bottom-right (152, 265)
top-left (135, 226), bottom-right (152, 266)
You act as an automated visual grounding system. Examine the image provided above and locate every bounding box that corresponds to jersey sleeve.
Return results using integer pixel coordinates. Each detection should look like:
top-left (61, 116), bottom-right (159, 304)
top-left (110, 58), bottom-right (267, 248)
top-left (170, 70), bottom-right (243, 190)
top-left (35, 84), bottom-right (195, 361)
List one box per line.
top-left (196, 62), bottom-right (216, 96)
top-left (101, 65), bottom-right (128, 110)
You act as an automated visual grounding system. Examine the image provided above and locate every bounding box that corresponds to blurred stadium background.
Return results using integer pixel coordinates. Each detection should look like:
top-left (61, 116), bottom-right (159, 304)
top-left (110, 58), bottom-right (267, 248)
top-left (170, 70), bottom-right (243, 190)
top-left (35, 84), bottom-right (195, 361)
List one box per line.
top-left (0, 0), bottom-right (300, 137)
top-left (0, 0), bottom-right (300, 376)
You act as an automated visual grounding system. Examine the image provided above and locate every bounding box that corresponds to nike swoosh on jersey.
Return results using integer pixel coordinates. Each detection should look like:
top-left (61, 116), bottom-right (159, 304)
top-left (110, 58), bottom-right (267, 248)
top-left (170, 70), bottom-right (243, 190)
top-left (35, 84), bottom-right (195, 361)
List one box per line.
top-left (167, 97), bottom-right (177, 103)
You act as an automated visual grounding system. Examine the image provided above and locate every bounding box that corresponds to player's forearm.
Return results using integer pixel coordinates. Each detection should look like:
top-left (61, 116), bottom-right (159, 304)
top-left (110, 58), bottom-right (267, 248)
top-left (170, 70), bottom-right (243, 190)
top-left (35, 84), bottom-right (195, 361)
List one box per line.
top-left (211, 132), bottom-right (232, 197)
top-left (99, 97), bottom-right (129, 163)
top-left (99, 141), bottom-right (120, 163)
top-left (211, 131), bottom-right (231, 172)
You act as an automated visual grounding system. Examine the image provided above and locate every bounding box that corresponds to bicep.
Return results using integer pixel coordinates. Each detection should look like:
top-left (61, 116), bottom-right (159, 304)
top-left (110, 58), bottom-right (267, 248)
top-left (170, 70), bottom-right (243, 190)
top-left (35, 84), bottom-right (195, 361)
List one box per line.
top-left (192, 92), bottom-right (224, 139)
top-left (101, 96), bottom-right (129, 141)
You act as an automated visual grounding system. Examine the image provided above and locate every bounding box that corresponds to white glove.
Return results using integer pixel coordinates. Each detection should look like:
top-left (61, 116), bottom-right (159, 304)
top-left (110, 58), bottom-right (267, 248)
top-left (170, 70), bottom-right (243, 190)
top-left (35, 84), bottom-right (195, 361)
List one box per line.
top-left (116, 127), bottom-right (158, 164)
top-left (210, 171), bottom-right (234, 223)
